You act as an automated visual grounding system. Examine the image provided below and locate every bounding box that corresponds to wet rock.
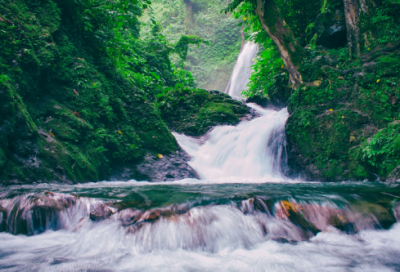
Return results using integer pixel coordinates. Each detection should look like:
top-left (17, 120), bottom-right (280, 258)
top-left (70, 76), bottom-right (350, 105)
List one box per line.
top-left (274, 201), bottom-right (353, 233)
top-left (351, 201), bottom-right (396, 229)
top-left (134, 148), bottom-right (200, 182)
top-left (314, 9), bottom-right (347, 48)
top-left (90, 204), bottom-right (116, 221)
top-left (241, 197), bottom-right (270, 214)
top-left (393, 202), bottom-right (400, 220)
top-left (386, 166), bottom-right (400, 182)
top-left (245, 95), bottom-right (270, 108)
top-left (118, 209), bottom-right (142, 226)
top-left (0, 205), bottom-right (5, 232)
top-left (0, 192), bottom-right (77, 235)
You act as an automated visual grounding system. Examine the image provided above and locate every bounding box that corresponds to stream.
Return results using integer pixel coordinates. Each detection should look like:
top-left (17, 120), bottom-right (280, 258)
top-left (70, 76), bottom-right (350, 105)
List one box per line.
top-left (1, 42), bottom-right (400, 271)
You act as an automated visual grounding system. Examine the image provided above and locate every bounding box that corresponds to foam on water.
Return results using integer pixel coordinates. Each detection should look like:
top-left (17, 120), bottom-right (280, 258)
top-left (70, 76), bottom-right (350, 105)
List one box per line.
top-left (0, 201), bottom-right (399, 272)
top-left (174, 104), bottom-right (291, 183)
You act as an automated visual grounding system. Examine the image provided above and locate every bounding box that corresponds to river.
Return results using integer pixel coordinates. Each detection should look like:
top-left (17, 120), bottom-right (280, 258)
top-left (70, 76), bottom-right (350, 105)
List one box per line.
top-left (1, 42), bottom-right (400, 271)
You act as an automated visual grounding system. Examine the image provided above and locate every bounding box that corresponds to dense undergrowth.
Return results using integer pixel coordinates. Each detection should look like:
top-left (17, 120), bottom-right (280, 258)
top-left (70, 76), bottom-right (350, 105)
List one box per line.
top-left (232, 0), bottom-right (400, 181)
top-left (0, 0), bottom-right (247, 184)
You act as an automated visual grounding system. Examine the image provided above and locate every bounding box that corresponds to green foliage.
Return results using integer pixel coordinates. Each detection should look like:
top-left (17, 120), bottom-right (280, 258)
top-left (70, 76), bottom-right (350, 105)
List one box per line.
top-left (361, 122), bottom-right (400, 176)
top-left (0, 0), bottom-right (189, 183)
top-left (275, 0), bottom-right (322, 45)
top-left (156, 86), bottom-right (249, 136)
top-left (361, 0), bottom-right (400, 47)
top-left (243, 36), bottom-right (286, 98)
top-left (174, 35), bottom-right (210, 61)
top-left (141, 0), bottom-right (242, 91)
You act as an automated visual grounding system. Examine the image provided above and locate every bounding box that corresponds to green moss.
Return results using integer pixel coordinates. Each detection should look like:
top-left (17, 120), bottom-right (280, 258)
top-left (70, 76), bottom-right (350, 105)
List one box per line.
top-left (0, 0), bottom-right (182, 184)
top-left (157, 87), bottom-right (250, 136)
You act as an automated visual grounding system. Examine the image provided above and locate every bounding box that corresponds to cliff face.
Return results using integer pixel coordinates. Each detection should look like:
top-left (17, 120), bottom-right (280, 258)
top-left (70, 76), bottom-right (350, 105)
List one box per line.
top-left (285, 0), bottom-right (400, 182)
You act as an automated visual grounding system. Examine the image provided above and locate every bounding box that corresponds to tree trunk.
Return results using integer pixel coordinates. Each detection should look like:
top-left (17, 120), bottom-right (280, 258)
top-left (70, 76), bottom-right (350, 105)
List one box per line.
top-left (343, 0), bottom-right (361, 57)
top-left (254, 0), bottom-right (304, 87)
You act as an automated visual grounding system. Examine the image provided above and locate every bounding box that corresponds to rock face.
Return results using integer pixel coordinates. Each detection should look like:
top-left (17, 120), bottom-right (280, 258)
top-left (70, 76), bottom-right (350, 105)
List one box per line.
top-left (314, 8), bottom-right (347, 48)
top-left (135, 149), bottom-right (200, 182)
top-left (110, 148), bottom-right (199, 182)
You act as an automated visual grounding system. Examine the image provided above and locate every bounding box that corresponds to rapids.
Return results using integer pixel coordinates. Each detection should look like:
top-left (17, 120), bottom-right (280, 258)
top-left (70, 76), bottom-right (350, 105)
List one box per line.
top-left (1, 182), bottom-right (400, 271)
top-left (1, 38), bottom-right (400, 272)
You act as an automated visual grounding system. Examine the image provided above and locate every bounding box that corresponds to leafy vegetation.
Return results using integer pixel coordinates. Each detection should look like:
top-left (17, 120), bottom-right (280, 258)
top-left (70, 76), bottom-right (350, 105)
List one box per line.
top-left (226, 0), bottom-right (400, 181)
top-left (0, 0), bottom-right (242, 184)
top-left (140, 0), bottom-right (242, 91)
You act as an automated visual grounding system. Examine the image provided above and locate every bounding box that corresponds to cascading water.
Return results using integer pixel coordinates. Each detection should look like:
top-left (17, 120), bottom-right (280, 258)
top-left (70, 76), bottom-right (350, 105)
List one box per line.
top-left (175, 41), bottom-right (287, 182)
top-left (174, 104), bottom-right (289, 182)
top-left (225, 42), bottom-right (258, 98)
top-left (1, 43), bottom-right (400, 272)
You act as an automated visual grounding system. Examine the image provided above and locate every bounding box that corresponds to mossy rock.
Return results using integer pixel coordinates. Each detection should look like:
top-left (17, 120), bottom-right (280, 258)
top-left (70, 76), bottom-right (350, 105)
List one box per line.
top-left (352, 201), bottom-right (396, 229)
top-left (157, 87), bottom-right (251, 136)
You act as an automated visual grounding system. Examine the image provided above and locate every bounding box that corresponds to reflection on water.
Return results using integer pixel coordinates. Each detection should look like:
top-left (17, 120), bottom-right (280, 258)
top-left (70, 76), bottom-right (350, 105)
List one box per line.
top-left (0, 182), bottom-right (400, 271)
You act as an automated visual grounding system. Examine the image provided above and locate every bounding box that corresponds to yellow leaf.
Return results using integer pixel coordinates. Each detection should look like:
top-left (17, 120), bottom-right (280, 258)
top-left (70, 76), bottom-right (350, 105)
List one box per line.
top-left (281, 65), bottom-right (284, 69)
top-left (118, 130), bottom-right (123, 134)
top-left (342, 116), bottom-right (345, 118)
top-left (377, 79), bottom-right (380, 83)
top-left (329, 109), bottom-right (333, 112)
top-left (243, 17), bottom-right (247, 21)
top-left (158, 154), bottom-right (163, 159)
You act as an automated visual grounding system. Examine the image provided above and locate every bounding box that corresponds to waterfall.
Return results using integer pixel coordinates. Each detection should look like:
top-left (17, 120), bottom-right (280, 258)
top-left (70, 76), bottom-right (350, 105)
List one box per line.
top-left (174, 104), bottom-right (289, 182)
top-left (225, 42), bottom-right (258, 98)
top-left (175, 42), bottom-right (288, 182)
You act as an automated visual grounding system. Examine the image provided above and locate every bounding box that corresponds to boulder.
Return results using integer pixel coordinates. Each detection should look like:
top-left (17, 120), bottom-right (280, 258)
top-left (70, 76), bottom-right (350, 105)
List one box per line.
top-left (90, 203), bottom-right (116, 221)
top-left (134, 148), bottom-right (200, 182)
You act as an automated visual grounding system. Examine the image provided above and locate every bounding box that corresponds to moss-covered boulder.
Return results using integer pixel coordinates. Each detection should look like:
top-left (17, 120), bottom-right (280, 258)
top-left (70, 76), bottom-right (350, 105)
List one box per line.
top-left (157, 87), bottom-right (252, 136)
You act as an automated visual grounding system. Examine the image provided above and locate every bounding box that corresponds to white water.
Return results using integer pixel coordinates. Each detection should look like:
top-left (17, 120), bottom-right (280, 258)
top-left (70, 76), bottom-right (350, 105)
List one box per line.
top-left (2, 41), bottom-right (400, 272)
top-left (174, 104), bottom-right (290, 182)
top-left (1, 198), bottom-right (400, 271)
top-left (226, 42), bottom-right (258, 98)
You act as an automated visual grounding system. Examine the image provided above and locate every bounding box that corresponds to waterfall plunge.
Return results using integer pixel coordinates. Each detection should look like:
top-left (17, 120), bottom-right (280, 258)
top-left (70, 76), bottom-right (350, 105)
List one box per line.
top-left (174, 41), bottom-right (290, 182)
top-left (174, 104), bottom-right (289, 182)
top-left (226, 42), bottom-right (258, 98)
